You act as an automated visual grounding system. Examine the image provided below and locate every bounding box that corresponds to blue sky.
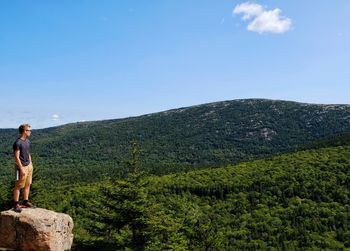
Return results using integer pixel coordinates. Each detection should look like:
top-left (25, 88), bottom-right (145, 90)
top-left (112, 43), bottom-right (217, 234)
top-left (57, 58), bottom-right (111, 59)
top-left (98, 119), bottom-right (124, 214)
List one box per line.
top-left (1, 1), bottom-right (349, 129)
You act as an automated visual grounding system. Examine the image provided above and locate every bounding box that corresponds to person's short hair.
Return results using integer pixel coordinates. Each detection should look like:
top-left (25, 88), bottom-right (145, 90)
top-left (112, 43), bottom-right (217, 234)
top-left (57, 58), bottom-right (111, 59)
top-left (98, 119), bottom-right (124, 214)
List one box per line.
top-left (19, 124), bottom-right (31, 134)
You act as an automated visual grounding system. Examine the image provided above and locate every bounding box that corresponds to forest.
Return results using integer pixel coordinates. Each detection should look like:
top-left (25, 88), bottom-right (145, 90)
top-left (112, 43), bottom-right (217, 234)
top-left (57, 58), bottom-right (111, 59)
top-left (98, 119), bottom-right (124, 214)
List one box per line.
top-left (1, 145), bottom-right (350, 250)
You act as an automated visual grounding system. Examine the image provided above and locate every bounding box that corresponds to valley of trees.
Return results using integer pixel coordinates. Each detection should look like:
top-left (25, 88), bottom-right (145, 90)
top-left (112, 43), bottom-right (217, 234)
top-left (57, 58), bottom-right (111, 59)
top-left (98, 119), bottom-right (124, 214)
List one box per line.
top-left (1, 146), bottom-right (349, 250)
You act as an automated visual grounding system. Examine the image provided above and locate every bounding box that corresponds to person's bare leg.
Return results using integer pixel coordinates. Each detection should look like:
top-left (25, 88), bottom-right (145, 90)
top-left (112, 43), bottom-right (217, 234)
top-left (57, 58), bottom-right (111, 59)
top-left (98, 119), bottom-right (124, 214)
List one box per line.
top-left (13, 187), bottom-right (21, 202)
top-left (12, 187), bottom-right (22, 212)
top-left (23, 183), bottom-right (30, 201)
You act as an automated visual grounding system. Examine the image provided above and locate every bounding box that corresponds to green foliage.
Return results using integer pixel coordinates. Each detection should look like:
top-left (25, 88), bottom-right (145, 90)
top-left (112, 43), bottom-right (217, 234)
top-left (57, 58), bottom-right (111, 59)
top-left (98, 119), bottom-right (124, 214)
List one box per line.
top-left (80, 144), bottom-right (151, 250)
top-left (25, 146), bottom-right (350, 250)
top-left (0, 175), bottom-right (15, 211)
top-left (2, 99), bottom-right (350, 187)
top-left (84, 175), bottom-right (151, 250)
top-left (302, 130), bottom-right (350, 150)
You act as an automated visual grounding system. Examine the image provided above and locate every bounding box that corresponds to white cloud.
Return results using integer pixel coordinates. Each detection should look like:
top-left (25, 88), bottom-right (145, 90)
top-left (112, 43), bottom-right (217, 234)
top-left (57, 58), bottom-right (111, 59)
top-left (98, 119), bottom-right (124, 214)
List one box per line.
top-left (233, 2), bottom-right (292, 34)
top-left (234, 2), bottom-right (264, 20)
top-left (52, 114), bottom-right (60, 121)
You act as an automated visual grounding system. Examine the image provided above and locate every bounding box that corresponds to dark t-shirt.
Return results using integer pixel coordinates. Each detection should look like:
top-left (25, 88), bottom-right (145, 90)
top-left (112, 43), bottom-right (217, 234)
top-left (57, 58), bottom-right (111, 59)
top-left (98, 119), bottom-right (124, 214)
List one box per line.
top-left (13, 138), bottom-right (31, 167)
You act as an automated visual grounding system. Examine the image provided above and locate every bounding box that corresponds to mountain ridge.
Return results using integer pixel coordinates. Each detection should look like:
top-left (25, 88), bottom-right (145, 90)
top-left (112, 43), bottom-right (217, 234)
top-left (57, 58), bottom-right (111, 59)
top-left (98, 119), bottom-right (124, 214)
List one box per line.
top-left (1, 98), bottom-right (350, 185)
top-left (2, 98), bottom-right (350, 130)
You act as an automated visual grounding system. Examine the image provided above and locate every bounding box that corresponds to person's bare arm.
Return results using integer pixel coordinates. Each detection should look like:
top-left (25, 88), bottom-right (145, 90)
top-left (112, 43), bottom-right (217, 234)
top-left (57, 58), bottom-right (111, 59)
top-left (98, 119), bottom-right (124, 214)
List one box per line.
top-left (29, 154), bottom-right (32, 164)
top-left (14, 150), bottom-right (25, 177)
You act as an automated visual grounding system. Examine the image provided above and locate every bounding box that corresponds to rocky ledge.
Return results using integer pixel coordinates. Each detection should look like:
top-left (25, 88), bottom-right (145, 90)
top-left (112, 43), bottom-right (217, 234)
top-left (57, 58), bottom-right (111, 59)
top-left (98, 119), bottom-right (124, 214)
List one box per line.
top-left (0, 208), bottom-right (73, 251)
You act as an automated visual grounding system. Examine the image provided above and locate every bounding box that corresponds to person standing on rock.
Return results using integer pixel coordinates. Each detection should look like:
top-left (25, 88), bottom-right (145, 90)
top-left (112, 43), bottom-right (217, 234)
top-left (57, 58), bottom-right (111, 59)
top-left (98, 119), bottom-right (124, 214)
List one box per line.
top-left (12, 123), bottom-right (36, 213)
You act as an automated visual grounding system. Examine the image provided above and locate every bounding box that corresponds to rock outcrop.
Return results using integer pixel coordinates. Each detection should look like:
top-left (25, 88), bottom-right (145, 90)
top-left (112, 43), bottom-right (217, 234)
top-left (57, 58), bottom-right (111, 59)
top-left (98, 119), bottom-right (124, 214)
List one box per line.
top-left (0, 208), bottom-right (73, 251)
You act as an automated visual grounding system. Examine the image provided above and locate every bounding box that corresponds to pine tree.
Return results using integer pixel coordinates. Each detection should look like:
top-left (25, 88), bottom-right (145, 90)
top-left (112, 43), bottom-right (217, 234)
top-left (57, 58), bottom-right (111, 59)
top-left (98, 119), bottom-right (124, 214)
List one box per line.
top-left (83, 140), bottom-right (151, 250)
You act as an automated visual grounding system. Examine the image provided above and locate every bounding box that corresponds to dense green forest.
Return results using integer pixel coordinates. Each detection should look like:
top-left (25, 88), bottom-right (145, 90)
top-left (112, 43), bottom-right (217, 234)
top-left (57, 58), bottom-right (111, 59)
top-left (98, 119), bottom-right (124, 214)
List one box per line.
top-left (1, 99), bottom-right (350, 250)
top-left (1, 99), bottom-right (350, 186)
top-left (1, 145), bottom-right (349, 250)
top-left (302, 130), bottom-right (350, 150)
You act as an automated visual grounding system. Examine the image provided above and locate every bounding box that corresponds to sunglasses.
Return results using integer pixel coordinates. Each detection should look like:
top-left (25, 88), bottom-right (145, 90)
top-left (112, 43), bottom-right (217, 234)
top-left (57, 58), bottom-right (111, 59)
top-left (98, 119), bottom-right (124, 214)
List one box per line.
top-left (25, 129), bottom-right (31, 132)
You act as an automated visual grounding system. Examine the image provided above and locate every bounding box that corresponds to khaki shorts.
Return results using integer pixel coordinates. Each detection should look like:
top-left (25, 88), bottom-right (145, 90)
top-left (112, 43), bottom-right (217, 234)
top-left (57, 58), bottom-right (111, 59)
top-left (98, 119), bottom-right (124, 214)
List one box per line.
top-left (15, 163), bottom-right (33, 189)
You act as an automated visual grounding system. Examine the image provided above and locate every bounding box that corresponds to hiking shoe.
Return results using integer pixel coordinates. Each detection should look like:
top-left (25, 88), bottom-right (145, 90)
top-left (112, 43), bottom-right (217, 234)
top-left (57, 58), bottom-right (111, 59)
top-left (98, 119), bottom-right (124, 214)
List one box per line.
top-left (13, 204), bottom-right (22, 213)
top-left (21, 200), bottom-right (36, 209)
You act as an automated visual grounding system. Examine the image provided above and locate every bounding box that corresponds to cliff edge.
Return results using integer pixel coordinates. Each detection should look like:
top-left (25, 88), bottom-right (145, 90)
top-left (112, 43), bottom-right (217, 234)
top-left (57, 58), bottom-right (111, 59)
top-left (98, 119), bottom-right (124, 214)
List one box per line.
top-left (0, 208), bottom-right (73, 251)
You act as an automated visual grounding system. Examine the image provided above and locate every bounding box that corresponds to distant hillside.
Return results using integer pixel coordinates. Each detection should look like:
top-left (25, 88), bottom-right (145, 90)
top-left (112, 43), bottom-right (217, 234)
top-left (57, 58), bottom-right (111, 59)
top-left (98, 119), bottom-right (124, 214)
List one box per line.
top-left (1, 99), bottom-right (350, 185)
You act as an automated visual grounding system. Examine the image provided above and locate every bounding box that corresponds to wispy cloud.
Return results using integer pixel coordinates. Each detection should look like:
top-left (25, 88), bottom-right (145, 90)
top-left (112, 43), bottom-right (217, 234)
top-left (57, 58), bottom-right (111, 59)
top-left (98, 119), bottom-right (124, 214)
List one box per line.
top-left (52, 114), bottom-right (60, 121)
top-left (233, 2), bottom-right (292, 34)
